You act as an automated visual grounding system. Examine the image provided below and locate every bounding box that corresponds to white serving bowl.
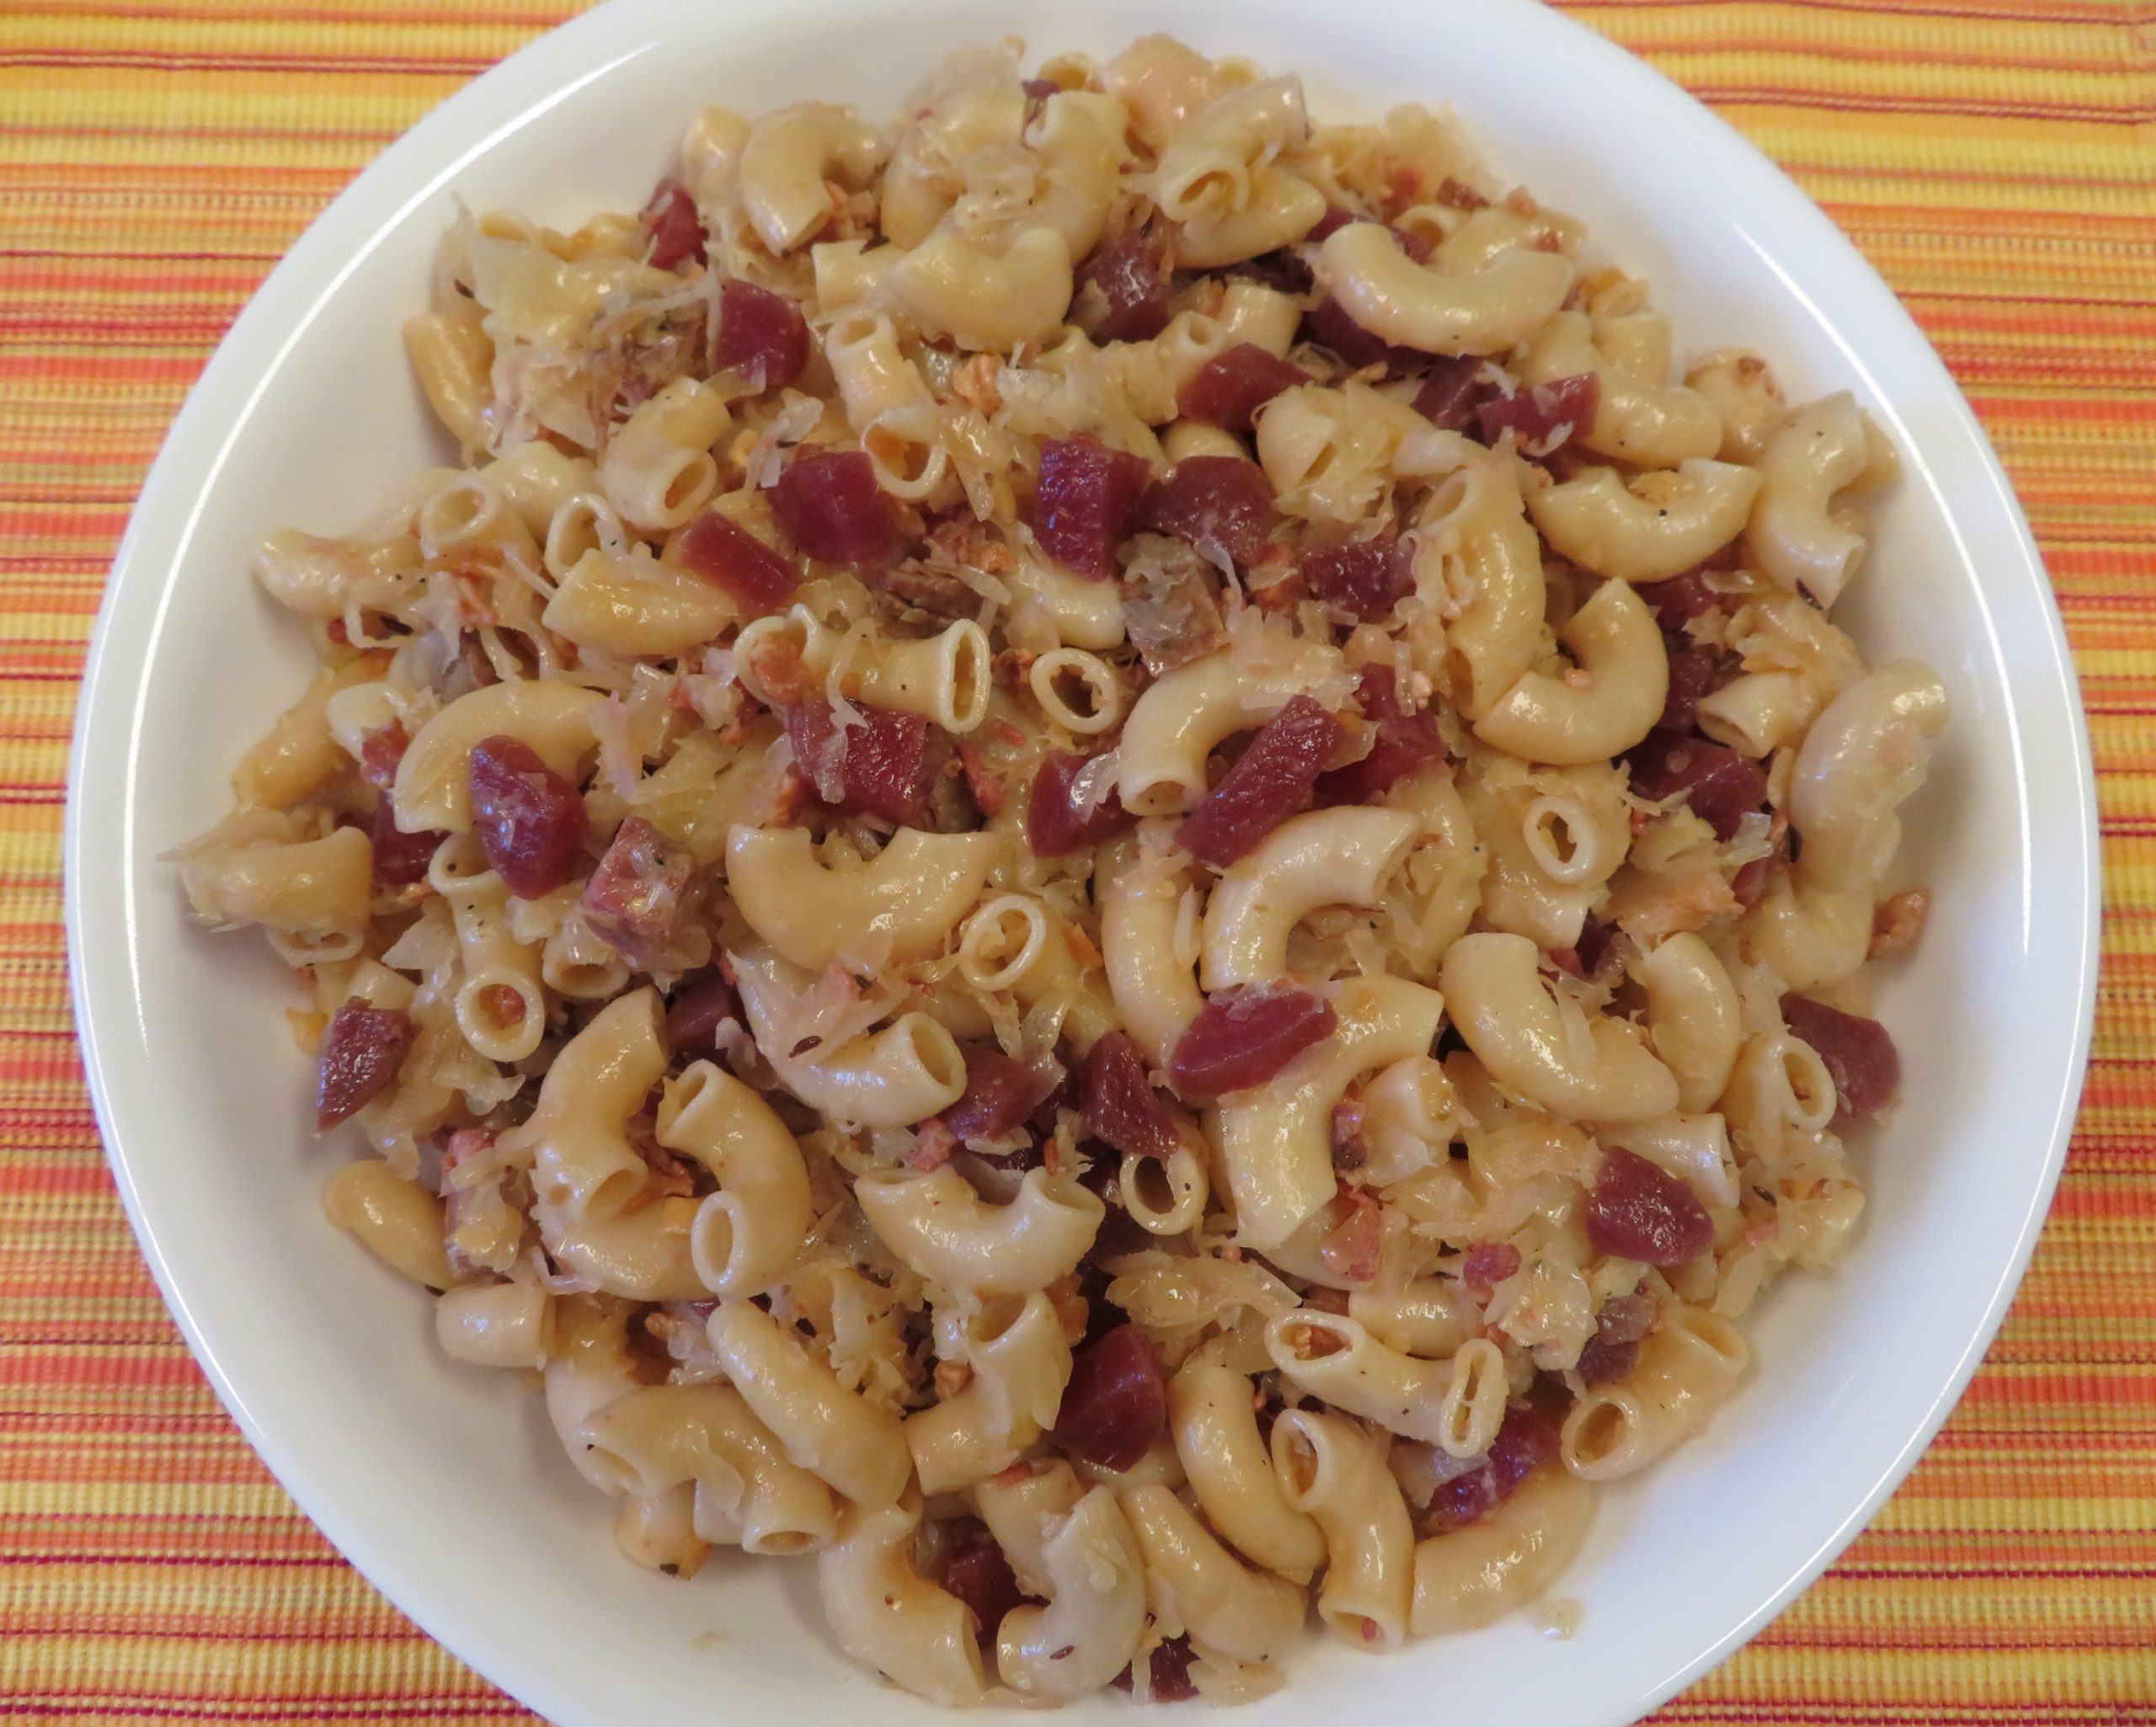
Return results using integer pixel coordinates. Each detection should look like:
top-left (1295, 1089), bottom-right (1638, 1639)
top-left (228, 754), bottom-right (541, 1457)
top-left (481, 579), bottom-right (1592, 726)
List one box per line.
top-left (67, 0), bottom-right (2098, 1722)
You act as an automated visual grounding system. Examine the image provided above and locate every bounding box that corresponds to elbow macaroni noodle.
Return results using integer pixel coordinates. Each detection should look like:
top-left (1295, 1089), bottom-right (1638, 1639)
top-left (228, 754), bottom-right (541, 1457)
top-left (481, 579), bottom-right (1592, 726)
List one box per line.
top-left (173, 35), bottom-right (1950, 1706)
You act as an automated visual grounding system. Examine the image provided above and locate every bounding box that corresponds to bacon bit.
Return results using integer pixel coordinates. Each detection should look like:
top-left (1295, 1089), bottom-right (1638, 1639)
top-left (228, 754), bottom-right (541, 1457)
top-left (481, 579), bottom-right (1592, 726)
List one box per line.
top-left (1330, 1099), bottom-right (1369, 1171)
top-left (1318, 1184), bottom-right (1384, 1286)
top-left (638, 177), bottom-right (707, 271)
top-left (1461, 1241), bottom-right (1522, 1301)
top-left (908, 1118), bottom-right (960, 1172)
top-left (1545, 946), bottom-right (1584, 978)
top-left (989, 716), bottom-right (1027, 748)
top-left (955, 741), bottom-right (1006, 818)
top-left (949, 352), bottom-right (1004, 416)
top-left (477, 982), bottom-right (526, 1030)
top-left (316, 1001), bottom-right (417, 1129)
top-left (1870, 887), bottom-right (1931, 959)
top-left (459, 632), bottom-right (502, 688)
top-left (1435, 176), bottom-right (1488, 211)
top-left (324, 618), bottom-right (350, 647)
top-left (1122, 536), bottom-right (1228, 676)
top-left (357, 722), bottom-right (408, 789)
top-left (1176, 694), bottom-right (1347, 866)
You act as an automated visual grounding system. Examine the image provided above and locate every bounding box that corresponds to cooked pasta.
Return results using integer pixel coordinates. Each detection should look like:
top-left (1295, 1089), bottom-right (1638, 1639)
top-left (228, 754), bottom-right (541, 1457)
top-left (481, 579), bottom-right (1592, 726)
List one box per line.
top-left (172, 34), bottom-right (1947, 1707)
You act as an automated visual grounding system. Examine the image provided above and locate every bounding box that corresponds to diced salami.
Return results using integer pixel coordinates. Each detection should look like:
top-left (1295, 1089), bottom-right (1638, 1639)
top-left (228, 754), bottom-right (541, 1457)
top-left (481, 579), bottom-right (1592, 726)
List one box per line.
top-left (1072, 230), bottom-right (1173, 344)
top-left (1422, 1398), bottom-right (1562, 1532)
top-left (1052, 1323), bottom-right (1167, 1472)
top-left (678, 509), bottom-right (802, 616)
top-left (1166, 983), bottom-right (1337, 1096)
top-left (316, 1001), bottom-right (417, 1129)
top-left (664, 972), bottom-right (741, 1053)
top-left (1475, 372), bottom-right (1600, 455)
top-left (1312, 664), bottom-right (1446, 808)
top-left (942, 1042), bottom-right (1053, 1143)
top-left (1175, 694), bottom-right (1346, 866)
top-left (1302, 530), bottom-right (1413, 621)
top-left (1575, 1291), bottom-right (1657, 1386)
top-left (1033, 434), bottom-right (1152, 578)
top-left (772, 449), bottom-right (901, 569)
top-left (638, 178), bottom-right (706, 272)
top-left (1114, 1634), bottom-right (1198, 1702)
top-left (1136, 456), bottom-right (1276, 569)
top-left (1026, 750), bottom-right (1136, 856)
top-left (1584, 1145), bottom-right (1715, 1266)
top-left (714, 278), bottom-right (809, 392)
top-left (1626, 729), bottom-right (1769, 842)
top-left (1301, 295), bottom-right (1399, 372)
top-left (1646, 568), bottom-right (1724, 631)
top-left (1411, 355), bottom-right (1486, 430)
top-left (783, 700), bottom-right (935, 828)
top-left (467, 735), bottom-right (588, 899)
top-left (944, 1530), bottom-right (1027, 1639)
top-left (370, 791), bottom-right (443, 888)
top-left (1660, 647), bottom-right (1718, 734)
top-left (1177, 343), bottom-right (1306, 434)
top-left (1083, 1031), bottom-right (1182, 1161)
top-left (1780, 994), bottom-right (1902, 1120)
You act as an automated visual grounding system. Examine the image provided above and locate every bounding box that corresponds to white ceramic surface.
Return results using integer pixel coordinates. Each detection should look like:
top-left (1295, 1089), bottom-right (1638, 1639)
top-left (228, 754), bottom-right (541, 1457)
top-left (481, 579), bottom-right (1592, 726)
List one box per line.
top-left (66, 1), bottom-right (2099, 1723)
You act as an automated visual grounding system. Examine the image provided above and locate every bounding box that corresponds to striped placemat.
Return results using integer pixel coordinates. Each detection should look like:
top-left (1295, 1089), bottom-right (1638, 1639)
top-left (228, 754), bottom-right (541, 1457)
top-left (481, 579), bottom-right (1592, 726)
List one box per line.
top-left (2, 2), bottom-right (2150, 1719)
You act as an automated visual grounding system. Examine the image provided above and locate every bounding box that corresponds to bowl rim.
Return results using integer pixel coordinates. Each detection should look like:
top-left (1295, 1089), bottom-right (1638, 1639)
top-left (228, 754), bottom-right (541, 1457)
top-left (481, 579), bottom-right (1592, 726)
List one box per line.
top-left (64, 0), bottom-right (2101, 1722)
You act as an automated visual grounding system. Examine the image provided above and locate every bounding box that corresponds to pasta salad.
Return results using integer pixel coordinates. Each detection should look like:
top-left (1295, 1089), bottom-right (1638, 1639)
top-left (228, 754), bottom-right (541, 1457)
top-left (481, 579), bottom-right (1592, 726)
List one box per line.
top-left (172, 32), bottom-right (1950, 1708)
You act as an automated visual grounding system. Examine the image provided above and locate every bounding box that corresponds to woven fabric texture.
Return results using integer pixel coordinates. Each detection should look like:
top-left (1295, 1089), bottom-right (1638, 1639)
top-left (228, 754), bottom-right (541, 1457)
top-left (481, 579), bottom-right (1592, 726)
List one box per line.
top-left (2, 2), bottom-right (2151, 1721)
